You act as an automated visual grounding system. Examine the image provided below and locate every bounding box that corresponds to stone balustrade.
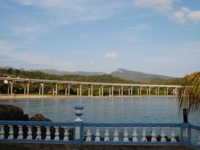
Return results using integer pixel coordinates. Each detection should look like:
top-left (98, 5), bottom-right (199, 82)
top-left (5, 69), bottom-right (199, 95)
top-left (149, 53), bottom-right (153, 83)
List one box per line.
top-left (0, 106), bottom-right (200, 149)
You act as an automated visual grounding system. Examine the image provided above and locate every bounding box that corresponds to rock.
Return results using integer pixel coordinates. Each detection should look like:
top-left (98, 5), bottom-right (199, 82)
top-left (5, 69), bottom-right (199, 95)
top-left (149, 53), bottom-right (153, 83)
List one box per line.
top-left (0, 104), bottom-right (29, 121)
top-left (29, 114), bottom-right (51, 122)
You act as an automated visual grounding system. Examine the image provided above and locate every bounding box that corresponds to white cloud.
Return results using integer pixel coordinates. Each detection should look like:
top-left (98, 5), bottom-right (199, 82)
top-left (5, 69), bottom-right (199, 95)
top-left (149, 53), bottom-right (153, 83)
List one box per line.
top-left (90, 62), bottom-right (94, 65)
top-left (126, 25), bottom-right (151, 30)
top-left (0, 40), bottom-right (74, 69)
top-left (11, 26), bottom-right (41, 36)
top-left (16, 0), bottom-right (128, 26)
top-left (133, 0), bottom-right (175, 14)
top-left (105, 52), bottom-right (117, 58)
top-left (120, 25), bottom-right (150, 42)
top-left (172, 7), bottom-right (200, 24)
top-left (132, 1), bottom-right (200, 24)
top-left (187, 10), bottom-right (200, 22)
top-left (172, 11), bottom-right (185, 24)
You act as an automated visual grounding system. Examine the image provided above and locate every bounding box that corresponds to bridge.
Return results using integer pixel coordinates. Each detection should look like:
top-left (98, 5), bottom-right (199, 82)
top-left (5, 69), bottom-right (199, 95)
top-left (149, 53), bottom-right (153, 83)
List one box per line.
top-left (0, 77), bottom-right (182, 96)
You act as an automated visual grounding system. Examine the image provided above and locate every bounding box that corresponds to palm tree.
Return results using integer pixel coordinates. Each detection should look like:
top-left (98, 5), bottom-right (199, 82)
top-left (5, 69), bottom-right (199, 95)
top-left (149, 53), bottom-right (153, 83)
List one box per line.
top-left (177, 71), bottom-right (200, 112)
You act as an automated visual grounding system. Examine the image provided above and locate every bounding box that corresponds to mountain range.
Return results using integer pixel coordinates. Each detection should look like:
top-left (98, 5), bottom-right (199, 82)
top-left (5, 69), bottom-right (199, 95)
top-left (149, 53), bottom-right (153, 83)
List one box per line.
top-left (0, 66), bottom-right (175, 82)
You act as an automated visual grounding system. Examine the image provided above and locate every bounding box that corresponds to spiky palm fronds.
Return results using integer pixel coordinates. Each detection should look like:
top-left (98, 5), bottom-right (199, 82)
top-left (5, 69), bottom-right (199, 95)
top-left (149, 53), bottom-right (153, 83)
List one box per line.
top-left (177, 71), bottom-right (200, 113)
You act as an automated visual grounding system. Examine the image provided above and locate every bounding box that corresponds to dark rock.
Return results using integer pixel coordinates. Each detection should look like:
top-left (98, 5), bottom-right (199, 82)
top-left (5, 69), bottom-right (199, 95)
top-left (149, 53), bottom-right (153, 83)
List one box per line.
top-left (29, 114), bottom-right (51, 122)
top-left (0, 104), bottom-right (29, 121)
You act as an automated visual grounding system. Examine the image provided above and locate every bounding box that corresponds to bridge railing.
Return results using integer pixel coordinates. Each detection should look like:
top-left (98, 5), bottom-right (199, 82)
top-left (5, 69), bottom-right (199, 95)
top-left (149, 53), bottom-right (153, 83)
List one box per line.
top-left (0, 106), bottom-right (200, 149)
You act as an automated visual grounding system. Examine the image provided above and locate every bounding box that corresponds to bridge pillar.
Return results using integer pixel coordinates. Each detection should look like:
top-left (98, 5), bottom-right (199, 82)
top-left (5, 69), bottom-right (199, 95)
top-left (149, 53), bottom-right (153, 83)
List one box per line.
top-left (101, 85), bottom-right (104, 96)
top-left (7, 83), bottom-right (9, 94)
top-left (39, 83), bottom-right (44, 95)
top-left (91, 85), bottom-right (93, 96)
top-left (88, 88), bottom-right (90, 96)
top-left (77, 88), bottom-right (79, 96)
top-left (55, 83), bottom-right (58, 95)
top-left (131, 87), bottom-right (133, 95)
top-left (68, 84), bottom-right (70, 95)
top-left (112, 86), bottom-right (114, 96)
top-left (137, 88), bottom-right (139, 95)
top-left (99, 88), bottom-right (101, 96)
top-left (146, 88), bottom-right (148, 95)
top-left (79, 84), bottom-right (82, 96)
top-left (65, 88), bottom-right (67, 95)
top-left (140, 87), bottom-right (142, 95)
top-left (10, 82), bottom-right (13, 95)
top-left (155, 88), bottom-right (157, 95)
top-left (167, 88), bottom-right (168, 95)
top-left (149, 87), bottom-right (151, 95)
top-left (121, 86), bottom-right (123, 96)
top-left (157, 87), bottom-right (160, 95)
top-left (24, 83), bottom-right (26, 95)
top-left (27, 82), bottom-right (29, 95)
top-left (40, 83), bottom-right (44, 95)
top-left (119, 88), bottom-right (120, 96)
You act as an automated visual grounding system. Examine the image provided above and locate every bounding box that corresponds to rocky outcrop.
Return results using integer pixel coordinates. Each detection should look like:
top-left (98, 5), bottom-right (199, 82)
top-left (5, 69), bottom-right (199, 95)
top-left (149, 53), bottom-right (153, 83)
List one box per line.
top-left (29, 114), bottom-right (51, 122)
top-left (0, 104), bottom-right (29, 121)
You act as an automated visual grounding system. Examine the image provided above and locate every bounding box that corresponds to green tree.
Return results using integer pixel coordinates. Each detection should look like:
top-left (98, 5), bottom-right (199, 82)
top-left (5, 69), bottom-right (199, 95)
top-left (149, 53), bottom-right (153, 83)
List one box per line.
top-left (177, 71), bottom-right (200, 112)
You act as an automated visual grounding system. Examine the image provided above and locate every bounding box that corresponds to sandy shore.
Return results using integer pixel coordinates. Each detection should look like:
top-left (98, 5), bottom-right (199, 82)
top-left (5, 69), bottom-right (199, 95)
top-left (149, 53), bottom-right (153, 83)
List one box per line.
top-left (0, 94), bottom-right (175, 99)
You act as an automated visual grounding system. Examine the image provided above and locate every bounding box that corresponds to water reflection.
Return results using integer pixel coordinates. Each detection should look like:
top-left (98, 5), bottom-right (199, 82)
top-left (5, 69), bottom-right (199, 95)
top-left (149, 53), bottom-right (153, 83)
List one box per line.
top-left (0, 97), bottom-right (199, 126)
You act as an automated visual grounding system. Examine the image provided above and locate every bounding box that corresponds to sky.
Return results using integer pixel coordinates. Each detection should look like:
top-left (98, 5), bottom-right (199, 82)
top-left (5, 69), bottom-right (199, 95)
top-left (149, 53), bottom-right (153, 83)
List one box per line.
top-left (0, 0), bottom-right (200, 77)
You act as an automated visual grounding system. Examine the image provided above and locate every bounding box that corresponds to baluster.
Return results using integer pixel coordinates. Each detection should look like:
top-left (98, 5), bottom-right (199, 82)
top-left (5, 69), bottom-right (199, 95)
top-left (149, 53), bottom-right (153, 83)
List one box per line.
top-left (114, 127), bottom-right (119, 142)
top-left (86, 127), bottom-right (91, 141)
top-left (151, 127), bottom-right (157, 142)
top-left (142, 127), bottom-right (147, 142)
top-left (182, 128), bottom-right (188, 141)
top-left (63, 126), bottom-right (69, 141)
top-left (123, 127), bottom-right (129, 142)
top-left (17, 125), bottom-right (23, 139)
top-left (171, 127), bottom-right (177, 142)
top-left (8, 125), bottom-right (14, 139)
top-left (160, 127), bottom-right (166, 142)
top-left (36, 126), bottom-right (41, 140)
top-left (95, 127), bottom-right (100, 141)
top-left (54, 126), bottom-right (60, 140)
top-left (0, 125), bottom-right (5, 139)
top-left (104, 127), bottom-right (109, 141)
top-left (27, 126), bottom-right (32, 140)
top-left (45, 126), bottom-right (51, 140)
top-left (132, 127), bottom-right (138, 142)
top-left (197, 130), bottom-right (200, 146)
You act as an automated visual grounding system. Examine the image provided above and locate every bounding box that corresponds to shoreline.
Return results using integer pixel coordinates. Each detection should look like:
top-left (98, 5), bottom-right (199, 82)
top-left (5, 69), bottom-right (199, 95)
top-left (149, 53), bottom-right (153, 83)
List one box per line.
top-left (0, 94), bottom-right (175, 99)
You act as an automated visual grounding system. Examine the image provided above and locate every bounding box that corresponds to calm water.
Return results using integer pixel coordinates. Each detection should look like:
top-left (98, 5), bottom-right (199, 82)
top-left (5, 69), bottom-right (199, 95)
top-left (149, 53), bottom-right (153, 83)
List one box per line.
top-left (1, 96), bottom-right (200, 126)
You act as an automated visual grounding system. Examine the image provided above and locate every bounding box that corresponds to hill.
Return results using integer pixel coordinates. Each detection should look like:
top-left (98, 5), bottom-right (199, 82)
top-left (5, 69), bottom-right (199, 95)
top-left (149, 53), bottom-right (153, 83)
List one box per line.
top-left (110, 68), bottom-right (174, 82)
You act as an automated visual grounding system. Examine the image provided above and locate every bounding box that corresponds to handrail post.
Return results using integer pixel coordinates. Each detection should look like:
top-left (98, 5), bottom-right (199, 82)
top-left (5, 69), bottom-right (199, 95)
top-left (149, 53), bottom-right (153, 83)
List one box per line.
top-left (181, 108), bottom-right (190, 146)
top-left (73, 106), bottom-right (84, 145)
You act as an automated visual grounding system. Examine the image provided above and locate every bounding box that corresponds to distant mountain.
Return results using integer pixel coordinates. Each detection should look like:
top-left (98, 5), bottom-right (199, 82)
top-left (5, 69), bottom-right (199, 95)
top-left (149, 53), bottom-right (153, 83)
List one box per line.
top-left (35, 69), bottom-right (106, 76)
top-left (110, 68), bottom-right (174, 82)
top-left (0, 66), bottom-right (15, 70)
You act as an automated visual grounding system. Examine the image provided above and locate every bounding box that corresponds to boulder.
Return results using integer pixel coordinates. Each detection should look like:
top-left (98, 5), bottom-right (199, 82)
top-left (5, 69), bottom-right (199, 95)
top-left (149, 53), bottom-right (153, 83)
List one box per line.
top-left (29, 114), bottom-right (51, 122)
top-left (0, 104), bottom-right (29, 121)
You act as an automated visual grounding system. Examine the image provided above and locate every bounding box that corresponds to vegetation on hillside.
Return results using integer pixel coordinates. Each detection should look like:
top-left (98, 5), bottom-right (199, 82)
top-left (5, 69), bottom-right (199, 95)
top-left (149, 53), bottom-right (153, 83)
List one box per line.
top-left (0, 68), bottom-right (139, 83)
top-left (149, 77), bottom-right (185, 85)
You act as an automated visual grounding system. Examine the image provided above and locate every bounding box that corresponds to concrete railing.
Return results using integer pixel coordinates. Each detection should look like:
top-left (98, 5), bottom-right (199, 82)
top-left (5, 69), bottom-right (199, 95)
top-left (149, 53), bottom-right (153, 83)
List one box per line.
top-left (0, 106), bottom-right (200, 149)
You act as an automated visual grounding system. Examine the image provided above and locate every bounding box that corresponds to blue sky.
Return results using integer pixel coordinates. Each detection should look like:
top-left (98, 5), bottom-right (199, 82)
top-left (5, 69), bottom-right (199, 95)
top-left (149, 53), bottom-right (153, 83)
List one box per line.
top-left (0, 0), bottom-right (200, 77)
